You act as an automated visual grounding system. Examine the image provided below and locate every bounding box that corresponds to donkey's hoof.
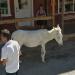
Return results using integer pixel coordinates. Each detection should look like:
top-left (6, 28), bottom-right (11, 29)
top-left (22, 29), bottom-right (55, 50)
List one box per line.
top-left (42, 60), bottom-right (46, 64)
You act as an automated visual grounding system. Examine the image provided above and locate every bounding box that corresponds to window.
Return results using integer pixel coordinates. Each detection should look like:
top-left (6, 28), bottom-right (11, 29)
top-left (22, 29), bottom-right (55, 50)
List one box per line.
top-left (65, 0), bottom-right (73, 12)
top-left (58, 0), bottom-right (75, 13)
top-left (0, 0), bottom-right (11, 16)
top-left (18, 0), bottom-right (28, 9)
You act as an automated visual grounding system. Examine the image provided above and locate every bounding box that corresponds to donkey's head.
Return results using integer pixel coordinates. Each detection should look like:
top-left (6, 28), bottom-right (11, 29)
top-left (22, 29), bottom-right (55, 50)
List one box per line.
top-left (54, 25), bottom-right (63, 45)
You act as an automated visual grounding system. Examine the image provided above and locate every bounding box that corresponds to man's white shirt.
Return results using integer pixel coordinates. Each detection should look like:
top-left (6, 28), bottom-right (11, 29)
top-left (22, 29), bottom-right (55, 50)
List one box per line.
top-left (1, 40), bottom-right (20, 73)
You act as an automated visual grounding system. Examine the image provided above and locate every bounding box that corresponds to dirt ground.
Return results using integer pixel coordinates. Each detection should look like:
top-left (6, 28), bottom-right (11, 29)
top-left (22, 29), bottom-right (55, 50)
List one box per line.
top-left (0, 40), bottom-right (75, 75)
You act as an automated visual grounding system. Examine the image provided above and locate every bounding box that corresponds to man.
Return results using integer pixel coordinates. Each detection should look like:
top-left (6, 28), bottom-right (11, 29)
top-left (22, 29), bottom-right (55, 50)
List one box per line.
top-left (36, 4), bottom-right (47, 29)
top-left (0, 29), bottom-right (20, 75)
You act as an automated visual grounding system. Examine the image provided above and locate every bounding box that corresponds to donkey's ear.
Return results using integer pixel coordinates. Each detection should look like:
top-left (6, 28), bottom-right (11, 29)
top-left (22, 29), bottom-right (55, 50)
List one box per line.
top-left (53, 27), bottom-right (55, 29)
top-left (57, 24), bottom-right (59, 27)
top-left (57, 24), bottom-right (60, 28)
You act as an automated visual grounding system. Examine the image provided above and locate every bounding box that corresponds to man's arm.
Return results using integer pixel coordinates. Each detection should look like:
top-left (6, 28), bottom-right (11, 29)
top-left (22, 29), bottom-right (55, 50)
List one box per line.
top-left (1, 46), bottom-right (8, 65)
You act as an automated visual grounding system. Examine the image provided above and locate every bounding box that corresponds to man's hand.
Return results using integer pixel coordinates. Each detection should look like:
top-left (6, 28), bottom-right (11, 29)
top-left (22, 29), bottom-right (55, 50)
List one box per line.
top-left (0, 60), bottom-right (4, 64)
top-left (0, 59), bottom-right (7, 65)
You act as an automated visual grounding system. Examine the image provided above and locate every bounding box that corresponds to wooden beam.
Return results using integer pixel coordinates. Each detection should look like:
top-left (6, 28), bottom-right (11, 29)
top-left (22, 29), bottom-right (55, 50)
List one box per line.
top-left (0, 16), bottom-right (52, 25)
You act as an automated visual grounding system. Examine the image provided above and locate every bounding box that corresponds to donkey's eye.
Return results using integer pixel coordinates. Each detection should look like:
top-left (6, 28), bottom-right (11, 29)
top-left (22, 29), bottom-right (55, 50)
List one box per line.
top-left (57, 36), bottom-right (60, 39)
top-left (56, 32), bottom-right (60, 39)
top-left (56, 32), bottom-right (59, 35)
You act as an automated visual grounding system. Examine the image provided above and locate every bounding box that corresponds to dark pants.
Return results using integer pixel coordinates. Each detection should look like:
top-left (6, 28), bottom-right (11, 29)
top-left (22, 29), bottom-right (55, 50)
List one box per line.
top-left (37, 20), bottom-right (47, 25)
top-left (36, 20), bottom-right (47, 28)
top-left (6, 71), bottom-right (18, 75)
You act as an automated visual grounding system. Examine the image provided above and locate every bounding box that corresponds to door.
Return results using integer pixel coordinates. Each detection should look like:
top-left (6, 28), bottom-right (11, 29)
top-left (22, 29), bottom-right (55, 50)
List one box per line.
top-left (33, 0), bottom-right (45, 16)
top-left (14, 0), bottom-right (33, 26)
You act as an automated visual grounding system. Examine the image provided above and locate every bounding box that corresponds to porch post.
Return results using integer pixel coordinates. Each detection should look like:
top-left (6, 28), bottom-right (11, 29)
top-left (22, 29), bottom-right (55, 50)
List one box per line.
top-left (61, 0), bottom-right (64, 34)
top-left (51, 0), bottom-right (55, 27)
top-left (0, 9), bottom-right (1, 19)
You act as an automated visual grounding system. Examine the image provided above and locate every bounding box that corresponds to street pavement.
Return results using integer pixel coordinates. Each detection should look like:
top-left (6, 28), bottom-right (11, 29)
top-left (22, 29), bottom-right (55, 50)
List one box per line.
top-left (0, 40), bottom-right (75, 75)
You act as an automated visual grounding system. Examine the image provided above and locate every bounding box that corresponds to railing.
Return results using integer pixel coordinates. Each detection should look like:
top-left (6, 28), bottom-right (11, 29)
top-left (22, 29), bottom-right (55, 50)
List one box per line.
top-left (0, 16), bottom-right (52, 25)
top-left (0, 15), bottom-right (75, 25)
top-left (64, 14), bottom-right (75, 20)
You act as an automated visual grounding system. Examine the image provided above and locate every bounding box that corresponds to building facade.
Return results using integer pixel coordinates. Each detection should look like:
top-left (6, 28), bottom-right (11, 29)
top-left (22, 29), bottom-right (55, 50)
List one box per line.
top-left (0, 0), bottom-right (75, 34)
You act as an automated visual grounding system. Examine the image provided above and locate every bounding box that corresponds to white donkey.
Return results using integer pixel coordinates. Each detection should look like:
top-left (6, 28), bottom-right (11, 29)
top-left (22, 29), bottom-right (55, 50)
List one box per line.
top-left (12, 25), bottom-right (63, 63)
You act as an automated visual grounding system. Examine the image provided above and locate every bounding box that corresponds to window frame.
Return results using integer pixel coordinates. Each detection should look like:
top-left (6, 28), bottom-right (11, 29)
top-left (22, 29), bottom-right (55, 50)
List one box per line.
top-left (58, 0), bottom-right (75, 14)
top-left (0, 0), bottom-right (11, 16)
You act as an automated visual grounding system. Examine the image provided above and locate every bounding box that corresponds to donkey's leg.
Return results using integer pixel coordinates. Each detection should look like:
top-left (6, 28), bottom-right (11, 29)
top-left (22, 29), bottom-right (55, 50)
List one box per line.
top-left (41, 44), bottom-right (46, 63)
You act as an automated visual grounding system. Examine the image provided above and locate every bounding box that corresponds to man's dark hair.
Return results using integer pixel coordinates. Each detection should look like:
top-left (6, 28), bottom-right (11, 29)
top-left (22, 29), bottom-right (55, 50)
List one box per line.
top-left (1, 29), bottom-right (11, 40)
